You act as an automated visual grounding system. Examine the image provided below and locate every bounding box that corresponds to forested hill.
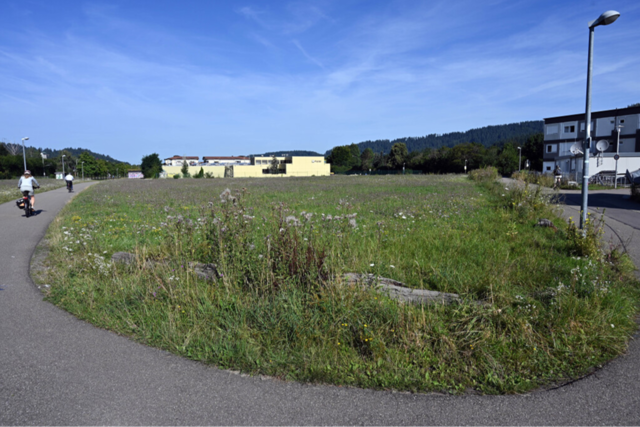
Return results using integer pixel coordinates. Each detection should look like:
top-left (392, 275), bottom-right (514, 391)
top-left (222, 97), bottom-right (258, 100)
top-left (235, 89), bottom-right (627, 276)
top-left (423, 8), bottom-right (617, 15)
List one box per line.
top-left (41, 147), bottom-right (129, 164)
top-left (326, 121), bottom-right (543, 155)
top-left (252, 150), bottom-right (322, 157)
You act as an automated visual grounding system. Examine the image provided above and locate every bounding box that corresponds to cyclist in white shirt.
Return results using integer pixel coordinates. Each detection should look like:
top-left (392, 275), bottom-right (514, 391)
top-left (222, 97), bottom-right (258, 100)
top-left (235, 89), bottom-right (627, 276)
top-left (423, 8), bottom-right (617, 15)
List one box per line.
top-left (65, 173), bottom-right (74, 191)
top-left (18, 170), bottom-right (40, 210)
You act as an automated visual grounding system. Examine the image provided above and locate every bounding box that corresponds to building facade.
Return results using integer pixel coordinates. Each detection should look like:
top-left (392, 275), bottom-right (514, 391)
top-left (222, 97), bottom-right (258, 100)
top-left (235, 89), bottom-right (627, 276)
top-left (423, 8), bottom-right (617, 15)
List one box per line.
top-left (543, 106), bottom-right (640, 179)
top-left (161, 156), bottom-right (330, 178)
top-left (164, 156), bottom-right (200, 166)
top-left (202, 156), bottom-right (251, 166)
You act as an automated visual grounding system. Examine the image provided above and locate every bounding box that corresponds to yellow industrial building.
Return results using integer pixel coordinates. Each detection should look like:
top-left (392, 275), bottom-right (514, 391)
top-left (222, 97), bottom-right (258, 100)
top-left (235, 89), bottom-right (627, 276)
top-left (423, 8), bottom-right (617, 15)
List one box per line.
top-left (161, 156), bottom-right (330, 178)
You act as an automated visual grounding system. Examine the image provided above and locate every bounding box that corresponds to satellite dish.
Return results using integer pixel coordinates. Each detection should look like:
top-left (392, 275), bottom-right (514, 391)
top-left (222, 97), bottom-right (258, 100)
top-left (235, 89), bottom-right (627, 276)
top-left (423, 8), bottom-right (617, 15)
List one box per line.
top-left (596, 140), bottom-right (610, 152)
top-left (570, 143), bottom-right (583, 155)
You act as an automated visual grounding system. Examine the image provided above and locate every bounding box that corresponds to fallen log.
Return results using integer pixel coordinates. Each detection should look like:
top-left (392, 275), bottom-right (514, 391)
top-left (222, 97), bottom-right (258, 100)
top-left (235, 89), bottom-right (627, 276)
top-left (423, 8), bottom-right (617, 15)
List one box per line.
top-left (342, 273), bottom-right (461, 305)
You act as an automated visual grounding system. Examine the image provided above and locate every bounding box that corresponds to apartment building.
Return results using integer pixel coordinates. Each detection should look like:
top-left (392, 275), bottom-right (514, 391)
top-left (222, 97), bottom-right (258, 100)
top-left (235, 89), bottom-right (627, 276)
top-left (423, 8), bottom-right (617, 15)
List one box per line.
top-left (543, 105), bottom-right (640, 179)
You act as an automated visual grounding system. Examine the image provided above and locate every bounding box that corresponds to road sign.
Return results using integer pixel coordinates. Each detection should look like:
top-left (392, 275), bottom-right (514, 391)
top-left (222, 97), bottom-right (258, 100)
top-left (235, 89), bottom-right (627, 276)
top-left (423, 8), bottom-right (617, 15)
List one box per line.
top-left (614, 154), bottom-right (620, 161)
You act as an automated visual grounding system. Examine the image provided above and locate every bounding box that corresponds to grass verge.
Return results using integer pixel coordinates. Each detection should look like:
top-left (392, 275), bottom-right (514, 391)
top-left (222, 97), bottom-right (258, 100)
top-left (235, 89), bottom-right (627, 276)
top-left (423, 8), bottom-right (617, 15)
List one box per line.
top-left (36, 174), bottom-right (640, 394)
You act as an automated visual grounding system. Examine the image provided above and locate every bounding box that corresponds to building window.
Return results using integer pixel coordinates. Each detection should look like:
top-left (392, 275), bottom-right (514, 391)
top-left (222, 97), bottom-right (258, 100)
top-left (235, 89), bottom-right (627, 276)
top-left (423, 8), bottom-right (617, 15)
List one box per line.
top-left (547, 145), bottom-right (553, 153)
top-left (564, 125), bottom-right (575, 133)
top-left (546, 125), bottom-right (559, 134)
top-left (546, 166), bottom-right (551, 171)
top-left (620, 119), bottom-right (625, 124)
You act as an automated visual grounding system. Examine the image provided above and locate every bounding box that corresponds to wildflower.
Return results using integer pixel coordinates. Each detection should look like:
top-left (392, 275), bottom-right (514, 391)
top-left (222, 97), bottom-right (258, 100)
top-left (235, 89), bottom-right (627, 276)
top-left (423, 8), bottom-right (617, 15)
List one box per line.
top-left (348, 219), bottom-right (357, 228)
top-left (611, 324), bottom-right (615, 328)
top-left (220, 188), bottom-right (232, 203)
top-left (390, 265), bottom-right (395, 268)
top-left (285, 216), bottom-right (301, 226)
top-left (370, 263), bottom-right (375, 267)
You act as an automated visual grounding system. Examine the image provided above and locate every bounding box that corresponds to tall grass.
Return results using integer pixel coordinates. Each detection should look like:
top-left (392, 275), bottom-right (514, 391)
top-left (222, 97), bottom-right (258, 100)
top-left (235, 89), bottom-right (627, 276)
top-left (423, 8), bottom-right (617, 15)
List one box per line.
top-left (38, 175), bottom-right (640, 394)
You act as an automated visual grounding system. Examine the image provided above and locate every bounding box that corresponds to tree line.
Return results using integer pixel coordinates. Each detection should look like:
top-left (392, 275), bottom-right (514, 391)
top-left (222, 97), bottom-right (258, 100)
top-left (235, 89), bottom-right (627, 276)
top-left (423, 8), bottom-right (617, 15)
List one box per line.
top-left (0, 142), bottom-right (135, 179)
top-left (325, 121), bottom-right (543, 156)
top-left (326, 133), bottom-right (544, 176)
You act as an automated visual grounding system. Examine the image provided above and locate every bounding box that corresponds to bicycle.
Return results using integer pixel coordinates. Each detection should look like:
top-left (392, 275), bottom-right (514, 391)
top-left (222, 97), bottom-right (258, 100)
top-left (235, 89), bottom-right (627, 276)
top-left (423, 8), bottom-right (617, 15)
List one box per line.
top-left (19, 190), bottom-right (34, 218)
top-left (66, 180), bottom-right (73, 192)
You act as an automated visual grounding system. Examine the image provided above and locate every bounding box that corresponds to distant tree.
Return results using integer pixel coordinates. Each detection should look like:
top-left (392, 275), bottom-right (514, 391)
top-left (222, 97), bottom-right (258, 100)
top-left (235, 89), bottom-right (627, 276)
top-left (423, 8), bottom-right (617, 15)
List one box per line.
top-left (194, 167), bottom-right (204, 178)
top-left (180, 157), bottom-right (190, 178)
top-left (521, 133), bottom-right (544, 171)
top-left (141, 153), bottom-right (162, 179)
top-left (628, 103), bottom-right (640, 108)
top-left (372, 151), bottom-right (388, 170)
top-left (446, 143), bottom-right (487, 173)
top-left (497, 143), bottom-right (519, 176)
top-left (360, 147), bottom-right (374, 171)
top-left (327, 146), bottom-right (352, 169)
top-left (389, 143), bottom-right (408, 169)
top-left (481, 145), bottom-right (499, 169)
top-left (269, 155), bottom-right (279, 174)
top-left (349, 143), bottom-right (361, 169)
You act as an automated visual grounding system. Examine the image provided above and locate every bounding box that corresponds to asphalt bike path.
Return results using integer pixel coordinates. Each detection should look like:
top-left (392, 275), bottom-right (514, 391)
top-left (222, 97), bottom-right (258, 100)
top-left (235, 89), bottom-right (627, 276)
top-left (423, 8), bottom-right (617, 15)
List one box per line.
top-left (1, 182), bottom-right (640, 425)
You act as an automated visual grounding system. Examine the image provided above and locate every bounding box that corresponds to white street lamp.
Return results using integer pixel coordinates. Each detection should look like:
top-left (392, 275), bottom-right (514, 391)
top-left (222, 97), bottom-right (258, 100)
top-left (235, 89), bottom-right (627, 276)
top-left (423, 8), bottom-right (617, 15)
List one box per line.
top-left (21, 137), bottom-right (29, 172)
top-left (580, 10), bottom-right (620, 229)
top-left (40, 152), bottom-right (46, 176)
top-left (62, 154), bottom-right (66, 175)
top-left (517, 147), bottom-right (522, 172)
top-left (82, 161), bottom-right (84, 181)
top-left (614, 124), bottom-right (623, 189)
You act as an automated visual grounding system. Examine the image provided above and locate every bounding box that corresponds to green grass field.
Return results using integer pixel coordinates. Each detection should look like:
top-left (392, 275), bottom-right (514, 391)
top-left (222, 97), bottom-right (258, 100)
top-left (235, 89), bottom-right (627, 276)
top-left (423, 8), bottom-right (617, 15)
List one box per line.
top-left (37, 173), bottom-right (640, 394)
top-left (0, 177), bottom-right (68, 205)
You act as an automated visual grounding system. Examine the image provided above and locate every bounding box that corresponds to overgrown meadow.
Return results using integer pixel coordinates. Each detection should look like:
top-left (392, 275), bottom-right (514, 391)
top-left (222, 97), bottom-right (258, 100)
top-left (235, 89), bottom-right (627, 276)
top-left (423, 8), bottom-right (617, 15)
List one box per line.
top-left (38, 174), bottom-right (640, 394)
top-left (0, 177), bottom-right (67, 205)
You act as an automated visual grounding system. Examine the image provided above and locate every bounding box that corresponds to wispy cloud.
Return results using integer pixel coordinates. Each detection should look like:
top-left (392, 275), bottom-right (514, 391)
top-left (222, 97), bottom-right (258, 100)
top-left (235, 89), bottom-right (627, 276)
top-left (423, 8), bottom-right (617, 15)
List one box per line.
top-left (292, 39), bottom-right (324, 69)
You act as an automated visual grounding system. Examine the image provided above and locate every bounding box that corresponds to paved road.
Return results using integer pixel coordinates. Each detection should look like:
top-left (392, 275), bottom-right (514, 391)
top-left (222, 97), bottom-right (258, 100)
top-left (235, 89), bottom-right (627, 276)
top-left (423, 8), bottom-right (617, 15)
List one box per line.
top-left (555, 189), bottom-right (640, 274)
top-left (1, 183), bottom-right (640, 425)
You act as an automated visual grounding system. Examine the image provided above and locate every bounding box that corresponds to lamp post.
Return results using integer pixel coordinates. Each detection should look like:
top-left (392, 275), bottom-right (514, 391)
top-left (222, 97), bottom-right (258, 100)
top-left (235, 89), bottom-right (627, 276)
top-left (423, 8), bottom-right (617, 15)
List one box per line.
top-left (580, 10), bottom-right (620, 230)
top-left (517, 147), bottom-right (522, 172)
top-left (40, 152), bottom-right (46, 176)
top-left (62, 154), bottom-right (65, 176)
top-left (82, 162), bottom-right (84, 181)
top-left (403, 162), bottom-right (405, 175)
top-left (21, 137), bottom-right (29, 172)
top-left (614, 124), bottom-right (623, 189)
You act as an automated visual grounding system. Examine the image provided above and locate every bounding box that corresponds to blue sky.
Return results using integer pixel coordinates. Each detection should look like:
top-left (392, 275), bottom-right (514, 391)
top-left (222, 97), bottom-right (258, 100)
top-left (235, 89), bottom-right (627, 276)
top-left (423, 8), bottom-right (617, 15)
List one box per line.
top-left (1, 0), bottom-right (639, 164)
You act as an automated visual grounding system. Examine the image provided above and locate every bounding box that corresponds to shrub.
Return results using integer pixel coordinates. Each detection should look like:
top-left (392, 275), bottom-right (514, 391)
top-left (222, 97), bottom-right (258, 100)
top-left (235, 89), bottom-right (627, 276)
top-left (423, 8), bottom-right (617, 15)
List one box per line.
top-left (469, 166), bottom-right (498, 182)
top-left (173, 174), bottom-right (181, 179)
top-left (566, 213), bottom-right (605, 259)
top-left (511, 171), bottom-right (555, 188)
